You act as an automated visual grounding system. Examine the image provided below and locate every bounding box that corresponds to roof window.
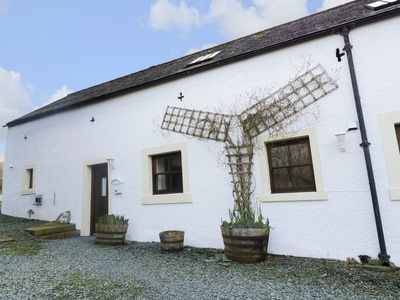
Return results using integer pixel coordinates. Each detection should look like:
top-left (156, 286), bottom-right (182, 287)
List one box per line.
top-left (187, 50), bottom-right (222, 67)
top-left (365, 0), bottom-right (399, 10)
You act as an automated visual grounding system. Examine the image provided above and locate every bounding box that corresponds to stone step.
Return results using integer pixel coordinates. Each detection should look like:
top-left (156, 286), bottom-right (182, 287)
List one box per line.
top-left (23, 222), bottom-right (77, 237)
top-left (38, 230), bottom-right (80, 240)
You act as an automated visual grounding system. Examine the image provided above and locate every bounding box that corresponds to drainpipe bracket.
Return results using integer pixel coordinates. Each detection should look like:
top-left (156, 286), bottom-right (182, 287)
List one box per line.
top-left (359, 141), bottom-right (371, 147)
top-left (343, 43), bottom-right (353, 51)
top-left (378, 253), bottom-right (391, 266)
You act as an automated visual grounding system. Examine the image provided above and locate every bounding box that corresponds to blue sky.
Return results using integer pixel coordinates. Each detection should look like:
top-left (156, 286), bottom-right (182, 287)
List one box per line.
top-left (0, 0), bottom-right (353, 160)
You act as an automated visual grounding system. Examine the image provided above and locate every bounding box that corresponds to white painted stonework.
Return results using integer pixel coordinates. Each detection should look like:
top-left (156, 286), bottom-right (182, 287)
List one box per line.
top-left (3, 17), bottom-right (400, 264)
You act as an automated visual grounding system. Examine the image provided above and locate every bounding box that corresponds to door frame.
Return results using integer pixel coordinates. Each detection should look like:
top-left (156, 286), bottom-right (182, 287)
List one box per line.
top-left (81, 158), bottom-right (113, 236)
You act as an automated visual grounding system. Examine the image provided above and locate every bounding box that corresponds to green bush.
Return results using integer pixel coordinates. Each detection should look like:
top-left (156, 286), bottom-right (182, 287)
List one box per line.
top-left (96, 214), bottom-right (129, 225)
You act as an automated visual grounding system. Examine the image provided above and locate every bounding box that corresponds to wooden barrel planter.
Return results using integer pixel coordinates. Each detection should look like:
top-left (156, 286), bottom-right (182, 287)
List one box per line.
top-left (221, 225), bottom-right (270, 263)
top-left (95, 223), bottom-right (129, 246)
top-left (159, 230), bottom-right (184, 251)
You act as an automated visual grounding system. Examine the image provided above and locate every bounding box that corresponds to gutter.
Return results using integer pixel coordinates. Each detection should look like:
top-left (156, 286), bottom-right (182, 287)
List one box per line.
top-left (340, 26), bottom-right (390, 266)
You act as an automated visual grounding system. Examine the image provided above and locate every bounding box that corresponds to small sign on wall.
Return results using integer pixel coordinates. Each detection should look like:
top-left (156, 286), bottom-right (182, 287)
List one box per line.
top-left (111, 179), bottom-right (124, 194)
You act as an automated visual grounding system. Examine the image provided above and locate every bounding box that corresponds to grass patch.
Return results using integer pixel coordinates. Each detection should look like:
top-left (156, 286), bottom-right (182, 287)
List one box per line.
top-left (0, 241), bottom-right (42, 256)
top-left (0, 213), bottom-right (44, 256)
top-left (48, 273), bottom-right (144, 299)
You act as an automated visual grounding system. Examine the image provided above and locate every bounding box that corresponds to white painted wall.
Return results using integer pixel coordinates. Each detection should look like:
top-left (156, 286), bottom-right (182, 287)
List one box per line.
top-left (3, 17), bottom-right (400, 264)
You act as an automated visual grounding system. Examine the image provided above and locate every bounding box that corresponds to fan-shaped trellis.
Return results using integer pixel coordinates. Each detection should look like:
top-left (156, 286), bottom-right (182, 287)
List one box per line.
top-left (161, 64), bottom-right (338, 213)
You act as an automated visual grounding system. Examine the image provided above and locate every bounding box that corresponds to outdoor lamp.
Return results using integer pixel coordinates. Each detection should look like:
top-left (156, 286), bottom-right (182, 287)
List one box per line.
top-left (335, 131), bottom-right (347, 152)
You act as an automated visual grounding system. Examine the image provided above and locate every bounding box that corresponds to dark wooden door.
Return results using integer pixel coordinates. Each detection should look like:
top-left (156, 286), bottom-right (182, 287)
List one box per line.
top-left (91, 163), bottom-right (108, 235)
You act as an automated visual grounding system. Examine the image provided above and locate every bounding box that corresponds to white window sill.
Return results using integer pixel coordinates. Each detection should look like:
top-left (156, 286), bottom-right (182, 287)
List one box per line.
top-left (141, 193), bottom-right (193, 205)
top-left (389, 188), bottom-right (400, 201)
top-left (21, 188), bottom-right (36, 195)
top-left (257, 191), bottom-right (328, 202)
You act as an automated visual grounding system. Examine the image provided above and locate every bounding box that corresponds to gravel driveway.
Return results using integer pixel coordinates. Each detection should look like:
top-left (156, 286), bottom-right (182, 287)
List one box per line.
top-left (0, 213), bottom-right (399, 300)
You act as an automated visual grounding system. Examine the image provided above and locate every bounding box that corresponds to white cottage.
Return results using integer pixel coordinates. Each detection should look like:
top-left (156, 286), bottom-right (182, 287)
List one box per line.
top-left (3, 0), bottom-right (400, 264)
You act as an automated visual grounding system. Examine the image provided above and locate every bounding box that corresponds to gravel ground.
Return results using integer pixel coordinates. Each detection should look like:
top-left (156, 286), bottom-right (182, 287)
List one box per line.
top-left (0, 213), bottom-right (399, 300)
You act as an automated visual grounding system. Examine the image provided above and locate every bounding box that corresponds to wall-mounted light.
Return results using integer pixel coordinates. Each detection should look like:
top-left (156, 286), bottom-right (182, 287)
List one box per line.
top-left (106, 158), bottom-right (115, 169)
top-left (335, 131), bottom-right (347, 152)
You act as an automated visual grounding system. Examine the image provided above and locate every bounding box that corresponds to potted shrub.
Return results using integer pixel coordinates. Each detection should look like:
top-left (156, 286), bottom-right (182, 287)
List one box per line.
top-left (221, 200), bottom-right (270, 263)
top-left (95, 214), bottom-right (129, 246)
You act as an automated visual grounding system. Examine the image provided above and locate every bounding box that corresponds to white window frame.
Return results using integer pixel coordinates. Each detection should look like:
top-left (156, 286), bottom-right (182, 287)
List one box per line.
top-left (141, 142), bottom-right (192, 204)
top-left (21, 163), bottom-right (36, 195)
top-left (378, 110), bottom-right (400, 200)
top-left (256, 128), bottom-right (327, 202)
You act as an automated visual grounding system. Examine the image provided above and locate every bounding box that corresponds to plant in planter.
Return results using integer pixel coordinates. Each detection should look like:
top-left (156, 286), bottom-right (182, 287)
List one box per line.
top-left (95, 214), bottom-right (129, 246)
top-left (221, 202), bottom-right (270, 263)
top-left (161, 64), bottom-right (338, 262)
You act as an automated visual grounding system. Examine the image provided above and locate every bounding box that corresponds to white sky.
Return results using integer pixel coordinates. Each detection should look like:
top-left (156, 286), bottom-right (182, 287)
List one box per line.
top-left (0, 0), bottom-right (353, 160)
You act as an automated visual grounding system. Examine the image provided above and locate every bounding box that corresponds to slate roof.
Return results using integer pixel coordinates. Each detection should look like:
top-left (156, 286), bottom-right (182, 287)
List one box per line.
top-left (6, 0), bottom-right (400, 127)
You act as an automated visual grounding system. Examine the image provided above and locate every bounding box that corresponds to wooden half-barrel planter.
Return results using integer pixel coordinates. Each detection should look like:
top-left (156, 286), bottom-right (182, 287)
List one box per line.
top-left (221, 225), bottom-right (270, 263)
top-left (159, 230), bottom-right (184, 251)
top-left (95, 223), bottom-right (129, 246)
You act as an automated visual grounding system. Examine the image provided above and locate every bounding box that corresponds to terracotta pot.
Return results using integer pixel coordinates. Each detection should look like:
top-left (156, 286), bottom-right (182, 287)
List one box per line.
top-left (221, 225), bottom-right (270, 263)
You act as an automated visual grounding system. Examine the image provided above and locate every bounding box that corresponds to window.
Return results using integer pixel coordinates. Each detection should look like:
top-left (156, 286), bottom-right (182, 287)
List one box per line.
top-left (141, 143), bottom-right (192, 204)
top-left (152, 152), bottom-right (183, 194)
top-left (395, 124), bottom-right (400, 153)
top-left (257, 128), bottom-right (327, 202)
top-left (21, 164), bottom-right (36, 195)
top-left (365, 0), bottom-right (400, 11)
top-left (27, 168), bottom-right (34, 189)
top-left (267, 137), bottom-right (316, 193)
top-left (378, 111), bottom-right (400, 200)
top-left (187, 50), bottom-right (222, 67)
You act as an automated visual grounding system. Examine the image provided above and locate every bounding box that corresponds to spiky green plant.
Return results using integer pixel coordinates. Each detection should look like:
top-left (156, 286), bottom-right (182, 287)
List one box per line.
top-left (96, 214), bottom-right (129, 225)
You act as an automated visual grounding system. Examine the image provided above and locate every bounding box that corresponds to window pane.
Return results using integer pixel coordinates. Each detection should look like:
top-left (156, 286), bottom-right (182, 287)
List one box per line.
top-left (101, 177), bottom-right (107, 196)
top-left (156, 157), bottom-right (167, 173)
top-left (156, 174), bottom-right (167, 190)
top-left (395, 124), bottom-right (400, 153)
top-left (291, 166), bottom-right (314, 187)
top-left (290, 143), bottom-right (309, 165)
top-left (27, 169), bottom-right (33, 189)
top-left (170, 173), bottom-right (183, 189)
top-left (271, 146), bottom-right (289, 167)
top-left (170, 156), bottom-right (182, 171)
top-left (272, 168), bottom-right (292, 188)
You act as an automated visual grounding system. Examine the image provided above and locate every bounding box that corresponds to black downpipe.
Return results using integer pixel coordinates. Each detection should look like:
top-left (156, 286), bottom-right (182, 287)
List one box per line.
top-left (341, 27), bottom-right (390, 266)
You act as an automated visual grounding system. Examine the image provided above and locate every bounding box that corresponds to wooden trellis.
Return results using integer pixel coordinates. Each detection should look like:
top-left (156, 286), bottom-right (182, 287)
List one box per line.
top-left (239, 64), bottom-right (338, 139)
top-left (161, 106), bottom-right (233, 143)
top-left (161, 65), bottom-right (338, 212)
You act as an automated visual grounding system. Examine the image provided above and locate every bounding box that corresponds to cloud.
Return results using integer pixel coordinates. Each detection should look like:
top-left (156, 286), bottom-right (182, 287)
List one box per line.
top-left (207, 0), bottom-right (308, 39)
top-left (147, 0), bottom-right (308, 40)
top-left (0, 67), bottom-right (34, 138)
top-left (0, 67), bottom-right (34, 160)
top-left (186, 43), bottom-right (217, 55)
top-left (0, 0), bottom-right (10, 14)
top-left (148, 0), bottom-right (201, 32)
top-left (42, 85), bottom-right (73, 107)
top-left (319, 0), bottom-right (354, 11)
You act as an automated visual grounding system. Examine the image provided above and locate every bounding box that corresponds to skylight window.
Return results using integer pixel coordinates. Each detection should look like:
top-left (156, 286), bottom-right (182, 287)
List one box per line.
top-left (187, 50), bottom-right (222, 67)
top-left (365, 0), bottom-right (399, 10)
